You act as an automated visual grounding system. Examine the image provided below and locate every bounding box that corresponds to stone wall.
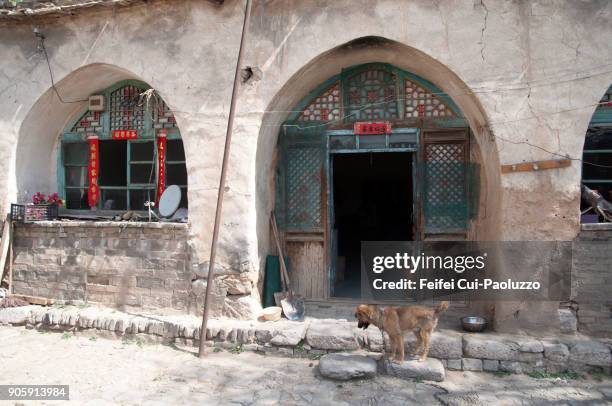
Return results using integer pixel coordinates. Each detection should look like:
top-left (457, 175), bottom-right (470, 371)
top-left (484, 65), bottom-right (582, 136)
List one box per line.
top-left (11, 221), bottom-right (193, 313)
top-left (572, 224), bottom-right (612, 338)
top-left (11, 221), bottom-right (261, 318)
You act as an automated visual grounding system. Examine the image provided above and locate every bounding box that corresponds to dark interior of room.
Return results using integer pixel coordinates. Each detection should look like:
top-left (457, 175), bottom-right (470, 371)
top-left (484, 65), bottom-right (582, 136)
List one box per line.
top-left (332, 152), bottom-right (413, 297)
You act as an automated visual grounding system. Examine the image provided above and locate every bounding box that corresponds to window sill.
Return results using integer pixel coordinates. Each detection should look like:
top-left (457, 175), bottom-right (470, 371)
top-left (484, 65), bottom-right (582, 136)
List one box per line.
top-left (14, 220), bottom-right (189, 230)
top-left (580, 222), bottom-right (612, 231)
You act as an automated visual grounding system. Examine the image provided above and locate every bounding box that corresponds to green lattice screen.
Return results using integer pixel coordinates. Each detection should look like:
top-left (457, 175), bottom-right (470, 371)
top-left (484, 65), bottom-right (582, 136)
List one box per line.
top-left (423, 135), bottom-right (469, 233)
top-left (277, 128), bottom-right (326, 231)
top-left (345, 68), bottom-right (399, 121)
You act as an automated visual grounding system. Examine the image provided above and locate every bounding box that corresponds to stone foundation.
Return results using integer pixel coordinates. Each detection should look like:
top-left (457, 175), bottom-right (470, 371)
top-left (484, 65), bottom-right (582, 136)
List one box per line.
top-left (1, 305), bottom-right (609, 376)
top-left (10, 222), bottom-right (261, 318)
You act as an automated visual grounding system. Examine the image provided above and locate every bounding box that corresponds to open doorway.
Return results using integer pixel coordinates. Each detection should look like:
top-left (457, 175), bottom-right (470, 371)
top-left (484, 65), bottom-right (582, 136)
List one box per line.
top-left (331, 152), bottom-right (414, 297)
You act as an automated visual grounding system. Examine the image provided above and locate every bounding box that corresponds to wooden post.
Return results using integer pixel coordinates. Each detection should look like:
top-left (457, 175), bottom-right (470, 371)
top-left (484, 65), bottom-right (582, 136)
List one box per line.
top-left (198, 0), bottom-right (253, 358)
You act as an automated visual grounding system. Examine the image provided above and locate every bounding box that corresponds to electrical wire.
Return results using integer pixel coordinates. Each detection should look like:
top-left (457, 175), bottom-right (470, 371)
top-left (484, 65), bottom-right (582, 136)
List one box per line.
top-left (40, 37), bottom-right (89, 104)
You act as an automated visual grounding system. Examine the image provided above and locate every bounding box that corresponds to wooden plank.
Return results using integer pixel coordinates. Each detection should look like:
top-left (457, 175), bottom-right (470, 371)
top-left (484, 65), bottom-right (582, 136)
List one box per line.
top-left (285, 234), bottom-right (324, 242)
top-left (285, 241), bottom-right (326, 299)
top-left (11, 294), bottom-right (53, 306)
top-left (501, 158), bottom-right (571, 174)
top-left (0, 219), bottom-right (10, 285)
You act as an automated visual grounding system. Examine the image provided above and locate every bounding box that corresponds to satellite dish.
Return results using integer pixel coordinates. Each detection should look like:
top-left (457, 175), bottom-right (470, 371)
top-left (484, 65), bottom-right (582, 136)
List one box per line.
top-left (159, 185), bottom-right (181, 218)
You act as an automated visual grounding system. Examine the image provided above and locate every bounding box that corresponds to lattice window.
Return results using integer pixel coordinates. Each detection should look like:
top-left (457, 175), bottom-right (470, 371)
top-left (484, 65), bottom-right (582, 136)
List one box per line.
top-left (286, 147), bottom-right (322, 229)
top-left (154, 100), bottom-right (178, 129)
top-left (424, 142), bottom-right (467, 231)
top-left (109, 85), bottom-right (145, 131)
top-left (70, 110), bottom-right (103, 133)
top-left (405, 79), bottom-right (456, 119)
top-left (298, 83), bottom-right (341, 122)
top-left (346, 69), bottom-right (398, 120)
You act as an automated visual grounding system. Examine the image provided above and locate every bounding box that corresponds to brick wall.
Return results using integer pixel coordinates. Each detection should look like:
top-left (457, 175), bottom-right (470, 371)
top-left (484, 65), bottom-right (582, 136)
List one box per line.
top-left (11, 221), bottom-right (193, 314)
top-left (572, 224), bottom-right (612, 337)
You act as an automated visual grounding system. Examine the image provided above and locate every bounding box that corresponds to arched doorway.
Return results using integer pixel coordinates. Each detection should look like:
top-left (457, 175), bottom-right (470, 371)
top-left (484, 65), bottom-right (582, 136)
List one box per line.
top-left (274, 63), bottom-right (477, 299)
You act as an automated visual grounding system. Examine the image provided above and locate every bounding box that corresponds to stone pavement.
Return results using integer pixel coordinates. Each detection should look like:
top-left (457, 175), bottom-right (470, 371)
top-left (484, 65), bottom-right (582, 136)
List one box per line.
top-left (0, 304), bottom-right (610, 380)
top-left (1, 327), bottom-right (611, 405)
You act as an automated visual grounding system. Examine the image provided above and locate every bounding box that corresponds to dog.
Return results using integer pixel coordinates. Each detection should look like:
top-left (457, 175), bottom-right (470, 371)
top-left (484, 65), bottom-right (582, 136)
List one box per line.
top-left (355, 302), bottom-right (449, 362)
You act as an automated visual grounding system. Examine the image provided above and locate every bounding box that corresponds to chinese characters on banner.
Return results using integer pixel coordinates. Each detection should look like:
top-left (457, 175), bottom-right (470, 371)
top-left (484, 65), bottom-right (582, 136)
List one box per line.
top-left (156, 131), bottom-right (167, 205)
top-left (87, 135), bottom-right (99, 208)
top-left (353, 121), bottom-right (392, 135)
top-left (112, 130), bottom-right (138, 140)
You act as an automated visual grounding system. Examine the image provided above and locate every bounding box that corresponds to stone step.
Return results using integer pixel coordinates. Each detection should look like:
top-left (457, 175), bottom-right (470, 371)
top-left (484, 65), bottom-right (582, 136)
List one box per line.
top-left (318, 353), bottom-right (377, 380)
top-left (384, 358), bottom-right (446, 382)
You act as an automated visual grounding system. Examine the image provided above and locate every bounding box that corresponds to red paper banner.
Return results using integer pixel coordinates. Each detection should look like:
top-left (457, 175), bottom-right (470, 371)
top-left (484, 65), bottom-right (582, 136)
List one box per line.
top-left (156, 132), bottom-right (167, 206)
top-left (353, 121), bottom-right (392, 135)
top-left (112, 130), bottom-right (138, 140)
top-left (87, 136), bottom-right (99, 208)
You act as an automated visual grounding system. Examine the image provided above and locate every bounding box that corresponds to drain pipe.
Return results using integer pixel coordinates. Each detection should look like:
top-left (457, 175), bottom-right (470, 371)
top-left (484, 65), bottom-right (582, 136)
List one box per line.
top-left (198, 0), bottom-right (253, 358)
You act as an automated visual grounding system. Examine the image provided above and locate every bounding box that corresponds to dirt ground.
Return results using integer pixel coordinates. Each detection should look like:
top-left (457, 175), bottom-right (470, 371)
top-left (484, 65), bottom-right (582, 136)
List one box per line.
top-left (0, 327), bottom-right (610, 405)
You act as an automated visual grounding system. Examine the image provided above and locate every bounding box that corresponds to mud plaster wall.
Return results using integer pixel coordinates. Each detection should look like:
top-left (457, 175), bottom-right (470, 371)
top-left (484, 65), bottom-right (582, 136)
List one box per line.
top-left (0, 0), bottom-right (611, 324)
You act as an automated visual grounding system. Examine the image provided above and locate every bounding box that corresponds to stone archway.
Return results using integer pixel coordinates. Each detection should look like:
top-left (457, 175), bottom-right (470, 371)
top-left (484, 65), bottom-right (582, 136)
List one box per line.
top-left (255, 37), bottom-right (501, 272)
top-left (14, 63), bottom-right (189, 208)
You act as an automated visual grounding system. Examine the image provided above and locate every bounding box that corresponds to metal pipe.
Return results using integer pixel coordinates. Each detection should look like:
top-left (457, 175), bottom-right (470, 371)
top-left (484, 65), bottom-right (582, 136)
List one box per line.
top-left (198, 0), bottom-right (253, 358)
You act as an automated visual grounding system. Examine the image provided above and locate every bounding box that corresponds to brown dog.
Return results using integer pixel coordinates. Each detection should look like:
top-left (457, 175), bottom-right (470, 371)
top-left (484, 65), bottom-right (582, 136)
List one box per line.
top-left (355, 302), bottom-right (449, 362)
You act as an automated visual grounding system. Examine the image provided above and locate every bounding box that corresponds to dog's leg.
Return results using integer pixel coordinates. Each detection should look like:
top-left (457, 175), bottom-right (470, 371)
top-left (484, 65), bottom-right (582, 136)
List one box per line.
top-left (419, 328), bottom-right (431, 362)
top-left (411, 330), bottom-right (422, 358)
top-left (398, 333), bottom-right (405, 362)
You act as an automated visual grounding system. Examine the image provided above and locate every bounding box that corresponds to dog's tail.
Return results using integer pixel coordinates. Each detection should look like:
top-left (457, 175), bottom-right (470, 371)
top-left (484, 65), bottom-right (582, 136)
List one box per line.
top-left (435, 301), bottom-right (449, 315)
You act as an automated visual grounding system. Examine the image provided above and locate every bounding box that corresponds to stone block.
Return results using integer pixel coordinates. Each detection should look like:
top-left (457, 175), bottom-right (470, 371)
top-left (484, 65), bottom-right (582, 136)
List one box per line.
top-left (0, 306), bottom-right (36, 325)
top-left (270, 323), bottom-right (308, 346)
top-left (306, 322), bottom-right (359, 350)
top-left (462, 358), bottom-right (483, 372)
top-left (447, 359), bottom-right (462, 370)
top-left (559, 309), bottom-right (577, 333)
top-left (483, 359), bottom-right (499, 372)
top-left (463, 335), bottom-right (520, 361)
top-left (219, 274), bottom-right (252, 295)
top-left (319, 353), bottom-right (377, 381)
top-left (222, 295), bottom-right (261, 320)
top-left (516, 338), bottom-right (544, 353)
top-left (569, 341), bottom-right (612, 367)
top-left (277, 347), bottom-right (293, 357)
top-left (404, 330), bottom-right (462, 359)
top-left (384, 358), bottom-right (445, 382)
top-left (519, 352), bottom-right (544, 363)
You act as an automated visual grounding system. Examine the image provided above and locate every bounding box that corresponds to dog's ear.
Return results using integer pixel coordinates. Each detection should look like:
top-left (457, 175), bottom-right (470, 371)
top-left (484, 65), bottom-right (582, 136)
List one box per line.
top-left (356, 304), bottom-right (377, 322)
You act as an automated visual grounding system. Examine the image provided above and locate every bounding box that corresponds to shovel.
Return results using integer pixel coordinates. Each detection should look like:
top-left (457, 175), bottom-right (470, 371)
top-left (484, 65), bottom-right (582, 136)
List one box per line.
top-left (270, 212), bottom-right (305, 321)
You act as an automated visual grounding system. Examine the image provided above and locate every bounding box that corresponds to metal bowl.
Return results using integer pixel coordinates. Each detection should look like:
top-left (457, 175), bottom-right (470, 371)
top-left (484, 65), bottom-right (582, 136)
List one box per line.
top-left (461, 316), bottom-right (487, 332)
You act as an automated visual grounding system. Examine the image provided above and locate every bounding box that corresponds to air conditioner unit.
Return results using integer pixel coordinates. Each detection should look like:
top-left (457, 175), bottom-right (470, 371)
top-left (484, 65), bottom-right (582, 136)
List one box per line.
top-left (88, 95), bottom-right (105, 111)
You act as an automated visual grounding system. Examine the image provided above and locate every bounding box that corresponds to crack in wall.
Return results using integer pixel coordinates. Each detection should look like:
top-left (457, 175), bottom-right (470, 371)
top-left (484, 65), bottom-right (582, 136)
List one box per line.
top-left (479, 0), bottom-right (489, 63)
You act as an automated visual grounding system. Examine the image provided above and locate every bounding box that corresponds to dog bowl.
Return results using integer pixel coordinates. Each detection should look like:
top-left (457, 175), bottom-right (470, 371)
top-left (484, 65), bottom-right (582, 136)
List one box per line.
top-left (461, 316), bottom-right (487, 332)
top-left (262, 306), bottom-right (282, 321)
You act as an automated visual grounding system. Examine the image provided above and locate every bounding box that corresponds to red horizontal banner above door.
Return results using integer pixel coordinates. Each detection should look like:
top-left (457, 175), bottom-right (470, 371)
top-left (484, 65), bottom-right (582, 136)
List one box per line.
top-left (112, 130), bottom-right (138, 140)
top-left (353, 122), bottom-right (392, 135)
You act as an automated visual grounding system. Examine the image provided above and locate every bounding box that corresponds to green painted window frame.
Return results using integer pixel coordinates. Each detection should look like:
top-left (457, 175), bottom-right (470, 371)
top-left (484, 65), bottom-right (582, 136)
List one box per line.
top-left (58, 79), bottom-right (185, 213)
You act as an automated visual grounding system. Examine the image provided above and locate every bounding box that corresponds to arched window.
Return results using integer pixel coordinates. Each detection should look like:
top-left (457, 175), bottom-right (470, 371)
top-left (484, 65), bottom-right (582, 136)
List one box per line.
top-left (581, 85), bottom-right (612, 220)
top-left (60, 80), bottom-right (187, 212)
